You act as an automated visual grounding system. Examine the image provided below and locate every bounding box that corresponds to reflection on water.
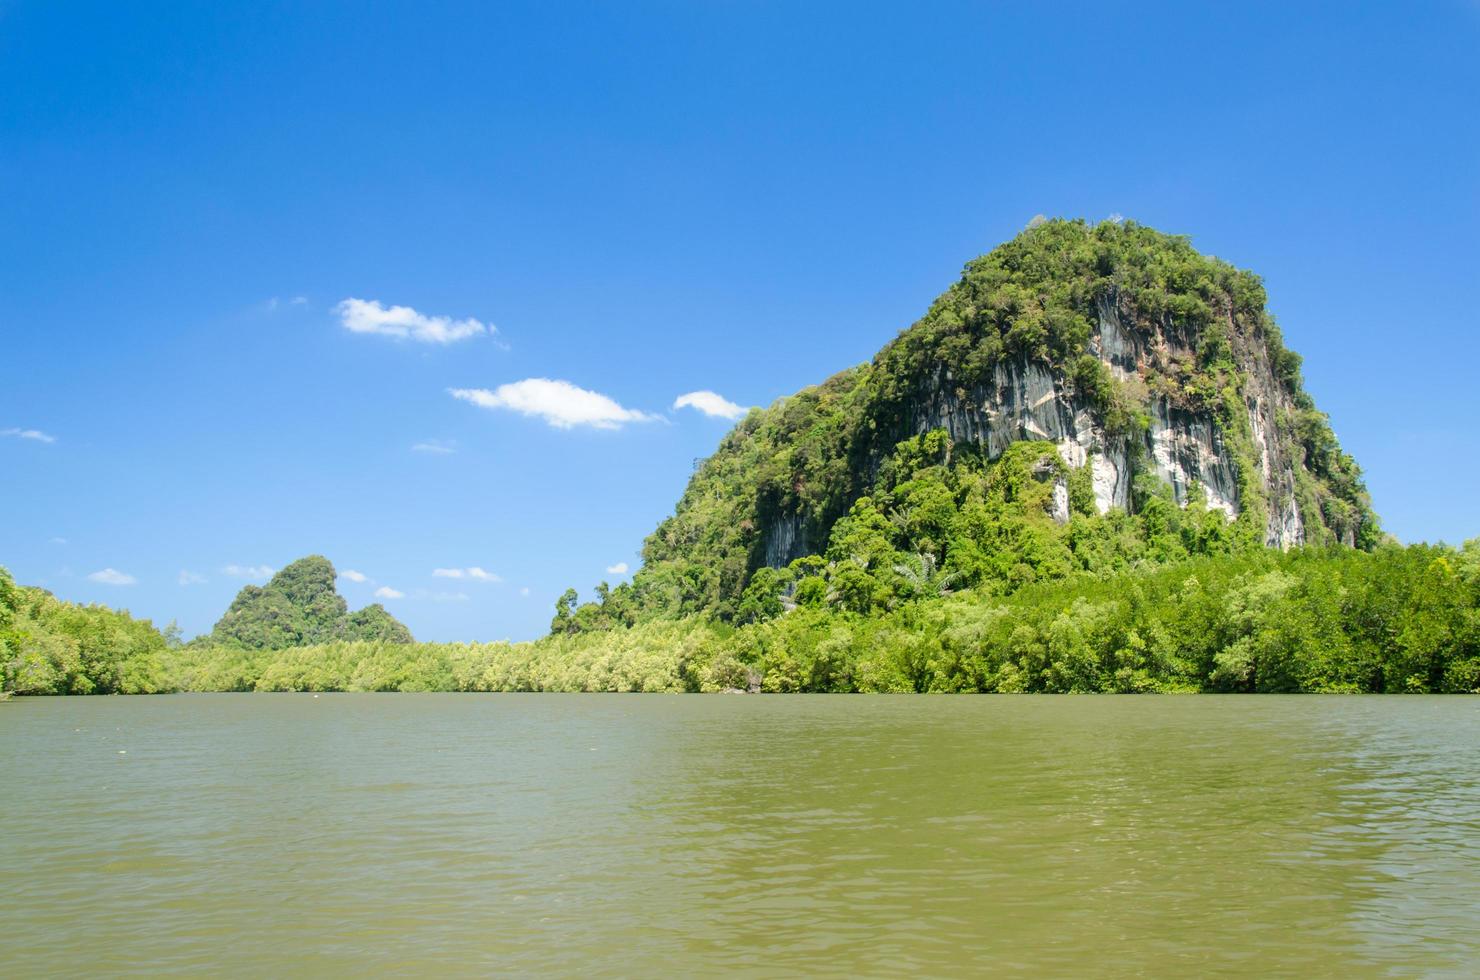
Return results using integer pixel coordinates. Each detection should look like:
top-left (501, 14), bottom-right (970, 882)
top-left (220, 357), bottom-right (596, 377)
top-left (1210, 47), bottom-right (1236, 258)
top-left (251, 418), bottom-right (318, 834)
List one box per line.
top-left (2, 695), bottom-right (1477, 976)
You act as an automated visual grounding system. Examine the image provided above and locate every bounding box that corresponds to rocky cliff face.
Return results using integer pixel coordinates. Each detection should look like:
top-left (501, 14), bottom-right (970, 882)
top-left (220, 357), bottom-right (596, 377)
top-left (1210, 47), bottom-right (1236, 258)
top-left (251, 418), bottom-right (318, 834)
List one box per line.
top-left (890, 292), bottom-right (1313, 550)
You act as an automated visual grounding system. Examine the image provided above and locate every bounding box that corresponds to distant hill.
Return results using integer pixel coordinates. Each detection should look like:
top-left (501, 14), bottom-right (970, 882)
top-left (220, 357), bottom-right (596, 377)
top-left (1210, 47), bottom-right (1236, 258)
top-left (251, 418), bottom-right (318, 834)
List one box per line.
top-left (206, 556), bottom-right (412, 649)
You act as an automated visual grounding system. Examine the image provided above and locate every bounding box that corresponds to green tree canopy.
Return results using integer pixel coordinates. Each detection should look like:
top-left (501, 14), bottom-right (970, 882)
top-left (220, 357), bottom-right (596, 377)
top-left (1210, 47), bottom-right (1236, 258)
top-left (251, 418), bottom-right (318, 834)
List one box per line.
top-left (206, 556), bottom-right (413, 650)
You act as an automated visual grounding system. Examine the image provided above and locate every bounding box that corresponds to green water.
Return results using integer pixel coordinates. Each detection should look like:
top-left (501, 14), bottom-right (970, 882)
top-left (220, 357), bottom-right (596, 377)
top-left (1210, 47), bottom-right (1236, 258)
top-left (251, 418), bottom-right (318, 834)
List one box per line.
top-left (2, 695), bottom-right (1478, 977)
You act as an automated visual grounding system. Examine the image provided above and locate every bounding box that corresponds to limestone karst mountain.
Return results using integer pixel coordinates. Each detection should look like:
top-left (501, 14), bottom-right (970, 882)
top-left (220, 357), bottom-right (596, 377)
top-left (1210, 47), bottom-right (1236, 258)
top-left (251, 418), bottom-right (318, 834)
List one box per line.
top-left (588, 218), bottom-right (1375, 624)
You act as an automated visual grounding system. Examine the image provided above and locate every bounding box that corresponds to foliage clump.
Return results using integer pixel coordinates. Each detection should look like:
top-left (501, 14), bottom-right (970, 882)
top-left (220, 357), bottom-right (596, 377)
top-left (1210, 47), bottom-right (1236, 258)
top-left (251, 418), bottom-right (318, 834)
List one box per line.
top-left (206, 556), bottom-right (412, 650)
top-left (1, 565), bottom-right (173, 694)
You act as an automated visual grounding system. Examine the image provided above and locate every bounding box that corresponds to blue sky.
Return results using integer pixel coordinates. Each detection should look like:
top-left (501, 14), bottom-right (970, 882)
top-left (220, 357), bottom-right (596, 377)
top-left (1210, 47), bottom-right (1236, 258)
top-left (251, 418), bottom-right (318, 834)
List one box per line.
top-left (2, 1), bottom-right (1477, 641)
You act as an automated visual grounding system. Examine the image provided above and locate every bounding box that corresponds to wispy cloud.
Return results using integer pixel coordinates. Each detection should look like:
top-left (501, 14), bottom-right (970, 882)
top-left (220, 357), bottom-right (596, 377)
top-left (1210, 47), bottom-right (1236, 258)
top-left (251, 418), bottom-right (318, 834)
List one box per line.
top-left (340, 569), bottom-right (368, 583)
top-left (49, 537), bottom-right (67, 546)
top-left (519, 587), bottom-right (531, 597)
top-left (337, 298), bottom-right (492, 345)
top-left (412, 439), bottom-right (456, 455)
top-left (222, 564), bottom-right (275, 580)
top-left (88, 568), bottom-right (137, 586)
top-left (2, 427), bottom-right (56, 444)
top-left (450, 379), bottom-right (658, 430)
top-left (178, 570), bottom-right (207, 586)
top-left (673, 390), bottom-right (747, 420)
top-left (374, 586), bottom-right (404, 600)
top-left (606, 562), bottom-right (629, 575)
top-left (432, 566), bottom-right (501, 582)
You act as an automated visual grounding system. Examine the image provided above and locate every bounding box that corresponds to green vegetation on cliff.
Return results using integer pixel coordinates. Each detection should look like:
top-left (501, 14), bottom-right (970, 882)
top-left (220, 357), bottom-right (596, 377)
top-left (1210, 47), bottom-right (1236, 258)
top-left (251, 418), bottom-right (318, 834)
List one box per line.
top-left (556, 435), bottom-right (1244, 633)
top-left (206, 556), bottom-right (412, 650)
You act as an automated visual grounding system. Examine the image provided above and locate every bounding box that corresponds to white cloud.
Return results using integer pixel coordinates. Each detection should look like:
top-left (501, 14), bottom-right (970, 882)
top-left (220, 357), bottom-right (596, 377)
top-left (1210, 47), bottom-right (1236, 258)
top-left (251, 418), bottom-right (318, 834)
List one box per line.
top-left (223, 564), bottom-right (275, 580)
top-left (519, 587), bottom-right (531, 597)
top-left (673, 390), bottom-right (747, 420)
top-left (2, 427), bottom-right (56, 444)
top-left (88, 568), bottom-right (137, 586)
top-left (290, 296), bottom-right (308, 306)
top-left (49, 537), bottom-right (67, 545)
top-left (178, 570), bottom-right (207, 586)
top-left (433, 566), bottom-right (501, 583)
top-left (412, 440), bottom-right (456, 454)
top-left (374, 586), bottom-right (404, 599)
top-left (606, 562), bottom-right (629, 575)
top-left (450, 379), bottom-right (659, 430)
top-left (336, 298), bottom-right (491, 345)
top-left (340, 569), bottom-right (368, 583)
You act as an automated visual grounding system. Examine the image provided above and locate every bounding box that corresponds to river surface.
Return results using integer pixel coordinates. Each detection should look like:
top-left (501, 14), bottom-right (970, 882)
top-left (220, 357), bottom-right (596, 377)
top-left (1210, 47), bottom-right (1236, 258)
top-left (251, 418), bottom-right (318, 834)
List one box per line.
top-left (2, 695), bottom-right (1478, 977)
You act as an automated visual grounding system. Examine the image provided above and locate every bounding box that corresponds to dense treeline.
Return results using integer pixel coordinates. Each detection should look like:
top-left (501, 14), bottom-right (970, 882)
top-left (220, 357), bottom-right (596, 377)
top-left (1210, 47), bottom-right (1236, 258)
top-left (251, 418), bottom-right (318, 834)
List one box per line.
top-left (11, 541), bottom-right (1463, 695)
top-left (7, 538), bottom-right (1478, 695)
top-left (1, 566), bottom-right (176, 694)
top-left (0, 555), bottom-right (409, 696)
top-left (699, 544), bottom-right (1480, 694)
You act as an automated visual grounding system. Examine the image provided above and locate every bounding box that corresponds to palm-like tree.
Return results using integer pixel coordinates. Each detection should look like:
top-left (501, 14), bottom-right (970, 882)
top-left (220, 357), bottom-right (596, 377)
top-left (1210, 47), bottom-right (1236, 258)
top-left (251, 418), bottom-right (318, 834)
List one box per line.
top-left (892, 552), bottom-right (959, 600)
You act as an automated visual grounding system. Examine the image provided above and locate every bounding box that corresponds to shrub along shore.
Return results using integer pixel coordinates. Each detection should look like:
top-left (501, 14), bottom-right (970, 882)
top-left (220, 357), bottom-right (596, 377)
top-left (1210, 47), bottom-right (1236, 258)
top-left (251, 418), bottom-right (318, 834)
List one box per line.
top-left (6, 543), bottom-right (1478, 695)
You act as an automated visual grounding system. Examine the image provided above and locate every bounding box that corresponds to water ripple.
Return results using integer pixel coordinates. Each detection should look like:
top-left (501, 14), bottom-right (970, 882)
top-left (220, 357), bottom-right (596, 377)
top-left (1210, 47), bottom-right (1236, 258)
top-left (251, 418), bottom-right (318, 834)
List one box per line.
top-left (1, 694), bottom-right (1477, 976)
